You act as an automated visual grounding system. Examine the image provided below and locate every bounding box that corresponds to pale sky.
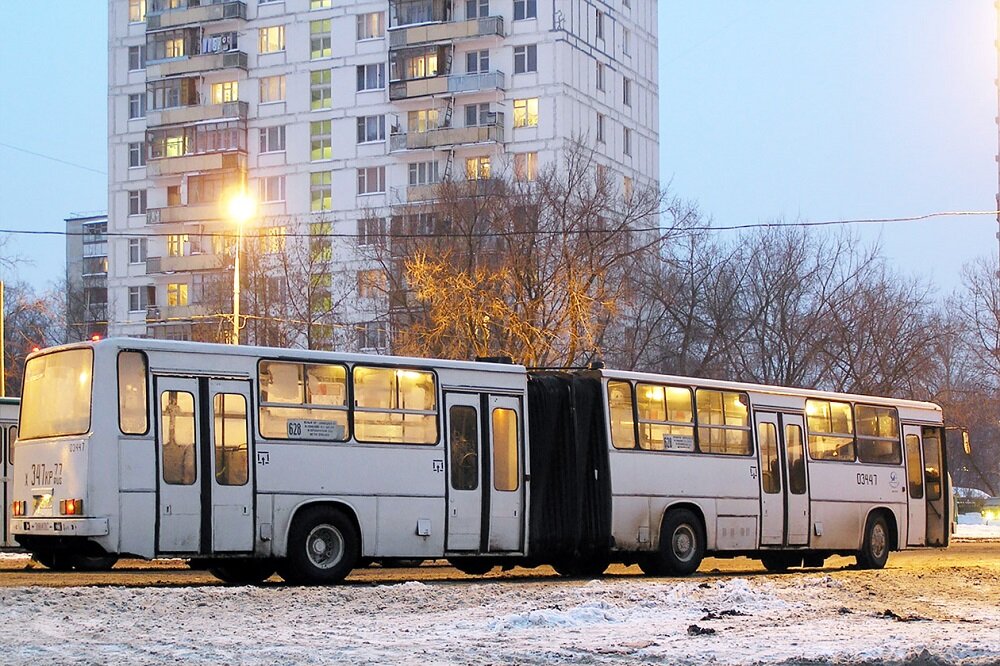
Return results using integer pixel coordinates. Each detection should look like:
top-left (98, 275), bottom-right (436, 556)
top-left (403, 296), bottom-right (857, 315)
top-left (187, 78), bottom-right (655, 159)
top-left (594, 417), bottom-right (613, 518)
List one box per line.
top-left (0, 1), bottom-right (997, 295)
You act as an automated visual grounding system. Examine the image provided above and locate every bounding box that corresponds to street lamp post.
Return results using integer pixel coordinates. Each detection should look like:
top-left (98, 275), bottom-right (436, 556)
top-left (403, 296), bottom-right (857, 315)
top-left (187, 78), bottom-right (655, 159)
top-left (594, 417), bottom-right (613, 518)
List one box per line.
top-left (227, 193), bottom-right (256, 345)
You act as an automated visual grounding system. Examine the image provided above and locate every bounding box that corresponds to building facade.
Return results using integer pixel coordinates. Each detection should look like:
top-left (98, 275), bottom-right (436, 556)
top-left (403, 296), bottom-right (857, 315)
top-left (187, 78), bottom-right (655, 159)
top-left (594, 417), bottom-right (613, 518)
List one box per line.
top-left (65, 213), bottom-right (110, 342)
top-left (107, 0), bottom-right (658, 346)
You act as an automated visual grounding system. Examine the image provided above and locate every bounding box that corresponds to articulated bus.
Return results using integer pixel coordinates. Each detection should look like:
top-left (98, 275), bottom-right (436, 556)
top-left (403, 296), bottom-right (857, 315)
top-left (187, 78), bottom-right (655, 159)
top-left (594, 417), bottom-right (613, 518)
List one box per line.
top-left (1, 397), bottom-right (19, 549)
top-left (9, 339), bottom-right (948, 582)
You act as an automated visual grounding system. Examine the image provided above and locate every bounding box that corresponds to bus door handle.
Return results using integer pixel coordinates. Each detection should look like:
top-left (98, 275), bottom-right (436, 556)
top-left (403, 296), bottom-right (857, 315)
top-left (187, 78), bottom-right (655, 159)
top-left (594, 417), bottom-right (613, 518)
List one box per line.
top-left (164, 505), bottom-right (172, 515)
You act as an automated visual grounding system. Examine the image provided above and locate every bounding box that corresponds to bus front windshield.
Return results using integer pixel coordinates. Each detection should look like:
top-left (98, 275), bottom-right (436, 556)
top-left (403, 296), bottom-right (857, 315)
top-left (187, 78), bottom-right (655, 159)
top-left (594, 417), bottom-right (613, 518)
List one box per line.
top-left (20, 348), bottom-right (94, 440)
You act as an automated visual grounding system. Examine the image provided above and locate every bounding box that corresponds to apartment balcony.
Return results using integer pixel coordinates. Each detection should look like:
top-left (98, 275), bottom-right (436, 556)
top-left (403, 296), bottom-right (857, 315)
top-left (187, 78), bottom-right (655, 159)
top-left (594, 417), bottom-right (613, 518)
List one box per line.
top-left (146, 254), bottom-right (224, 274)
top-left (147, 151), bottom-right (246, 177)
top-left (147, 101), bottom-right (248, 129)
top-left (389, 71), bottom-right (504, 101)
top-left (147, 1), bottom-right (247, 30)
top-left (389, 16), bottom-right (504, 49)
top-left (147, 203), bottom-right (222, 225)
top-left (146, 50), bottom-right (247, 78)
top-left (146, 304), bottom-right (213, 322)
top-left (390, 116), bottom-right (504, 152)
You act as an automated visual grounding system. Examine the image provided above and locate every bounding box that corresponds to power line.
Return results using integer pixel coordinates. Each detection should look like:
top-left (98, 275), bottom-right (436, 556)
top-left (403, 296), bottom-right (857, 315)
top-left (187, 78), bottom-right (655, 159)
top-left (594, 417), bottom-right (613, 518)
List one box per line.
top-left (0, 141), bottom-right (107, 176)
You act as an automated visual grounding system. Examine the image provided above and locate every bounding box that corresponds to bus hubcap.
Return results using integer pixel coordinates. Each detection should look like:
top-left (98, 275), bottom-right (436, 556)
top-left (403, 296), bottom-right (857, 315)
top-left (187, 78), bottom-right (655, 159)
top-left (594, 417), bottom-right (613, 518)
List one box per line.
top-left (306, 525), bottom-right (345, 569)
top-left (871, 524), bottom-right (887, 559)
top-left (672, 525), bottom-right (696, 562)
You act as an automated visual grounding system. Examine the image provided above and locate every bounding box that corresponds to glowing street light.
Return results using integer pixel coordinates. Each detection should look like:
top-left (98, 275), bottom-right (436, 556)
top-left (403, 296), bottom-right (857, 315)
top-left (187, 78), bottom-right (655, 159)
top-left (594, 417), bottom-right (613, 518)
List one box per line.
top-left (226, 192), bottom-right (256, 345)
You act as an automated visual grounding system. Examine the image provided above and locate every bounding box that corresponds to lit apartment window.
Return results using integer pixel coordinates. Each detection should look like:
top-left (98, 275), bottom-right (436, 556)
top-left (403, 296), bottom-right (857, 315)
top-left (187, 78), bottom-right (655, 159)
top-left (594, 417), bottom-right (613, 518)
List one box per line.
top-left (259, 175), bottom-right (286, 203)
top-left (406, 53), bottom-right (438, 79)
top-left (128, 142), bottom-right (146, 168)
top-left (357, 166), bottom-right (386, 195)
top-left (624, 176), bottom-right (634, 199)
top-left (408, 161), bottom-right (440, 186)
top-left (167, 234), bottom-right (188, 257)
top-left (211, 81), bottom-right (239, 104)
top-left (623, 77), bottom-right (632, 107)
top-left (259, 75), bottom-right (286, 103)
top-left (467, 50), bottom-right (489, 74)
top-left (128, 190), bottom-right (147, 216)
top-left (357, 270), bottom-right (385, 298)
top-left (514, 0), bottom-right (536, 20)
top-left (623, 127), bottom-right (632, 156)
top-left (513, 98), bottom-right (538, 128)
top-left (514, 152), bottom-right (538, 182)
top-left (167, 283), bottom-right (189, 307)
top-left (310, 0), bottom-right (331, 8)
top-left (357, 63), bottom-right (385, 91)
top-left (466, 0), bottom-right (489, 19)
top-left (357, 217), bottom-right (386, 246)
top-left (514, 45), bottom-right (537, 74)
top-left (310, 120), bottom-right (332, 161)
top-left (165, 36), bottom-right (185, 59)
top-left (263, 226), bottom-right (287, 254)
top-left (408, 109), bottom-right (439, 133)
top-left (311, 69), bottom-right (332, 110)
top-left (310, 20), bottom-right (331, 59)
top-left (128, 238), bottom-right (148, 264)
top-left (357, 115), bottom-right (386, 144)
top-left (259, 26), bottom-right (285, 54)
top-left (596, 9), bottom-right (605, 40)
top-left (128, 45), bottom-right (146, 71)
top-left (357, 12), bottom-right (385, 40)
top-left (128, 287), bottom-right (149, 313)
top-left (596, 113), bottom-right (605, 143)
top-left (465, 103), bottom-right (491, 126)
top-left (465, 156), bottom-right (491, 180)
top-left (311, 172), bottom-right (332, 211)
top-left (623, 27), bottom-right (632, 56)
top-left (596, 61), bottom-right (605, 90)
top-left (259, 125), bottom-right (286, 153)
top-left (129, 0), bottom-right (146, 23)
top-left (128, 93), bottom-right (146, 119)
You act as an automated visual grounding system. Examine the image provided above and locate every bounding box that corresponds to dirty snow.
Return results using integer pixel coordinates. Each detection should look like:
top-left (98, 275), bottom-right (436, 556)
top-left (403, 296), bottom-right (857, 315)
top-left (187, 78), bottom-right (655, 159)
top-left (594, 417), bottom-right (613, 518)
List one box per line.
top-left (956, 513), bottom-right (1000, 540)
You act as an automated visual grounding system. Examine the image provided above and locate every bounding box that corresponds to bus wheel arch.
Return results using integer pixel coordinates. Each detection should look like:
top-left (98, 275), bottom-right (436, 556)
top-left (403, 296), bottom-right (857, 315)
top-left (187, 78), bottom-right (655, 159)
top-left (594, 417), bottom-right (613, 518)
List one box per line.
top-left (280, 501), bottom-right (362, 585)
top-left (857, 508), bottom-right (895, 570)
top-left (640, 503), bottom-right (707, 577)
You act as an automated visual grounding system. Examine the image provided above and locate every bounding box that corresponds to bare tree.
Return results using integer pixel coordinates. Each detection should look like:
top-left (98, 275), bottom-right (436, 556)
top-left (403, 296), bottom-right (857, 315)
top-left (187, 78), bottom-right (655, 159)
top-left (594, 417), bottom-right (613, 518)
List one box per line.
top-left (2, 281), bottom-right (65, 396)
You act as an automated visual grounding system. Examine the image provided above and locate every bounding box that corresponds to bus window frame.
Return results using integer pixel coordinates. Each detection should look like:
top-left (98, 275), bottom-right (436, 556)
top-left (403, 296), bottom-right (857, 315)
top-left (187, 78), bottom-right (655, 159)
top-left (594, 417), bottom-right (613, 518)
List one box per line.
top-left (607, 379), bottom-right (637, 450)
top-left (854, 403), bottom-right (902, 466)
top-left (19, 347), bottom-right (94, 441)
top-left (693, 388), bottom-right (753, 457)
top-left (634, 381), bottom-right (696, 452)
top-left (804, 398), bottom-right (857, 463)
top-left (256, 358), bottom-right (351, 442)
top-left (118, 350), bottom-right (151, 436)
top-left (352, 363), bottom-right (441, 446)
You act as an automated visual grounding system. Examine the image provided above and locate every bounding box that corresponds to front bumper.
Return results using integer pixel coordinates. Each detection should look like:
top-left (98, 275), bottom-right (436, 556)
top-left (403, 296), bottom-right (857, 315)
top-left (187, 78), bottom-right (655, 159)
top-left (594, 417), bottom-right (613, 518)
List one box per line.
top-left (11, 517), bottom-right (109, 537)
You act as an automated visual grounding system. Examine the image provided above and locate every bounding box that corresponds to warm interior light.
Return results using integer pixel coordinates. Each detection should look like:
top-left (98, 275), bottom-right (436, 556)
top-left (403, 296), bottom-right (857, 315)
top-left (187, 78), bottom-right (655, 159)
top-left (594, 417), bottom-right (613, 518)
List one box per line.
top-left (91, 334), bottom-right (101, 342)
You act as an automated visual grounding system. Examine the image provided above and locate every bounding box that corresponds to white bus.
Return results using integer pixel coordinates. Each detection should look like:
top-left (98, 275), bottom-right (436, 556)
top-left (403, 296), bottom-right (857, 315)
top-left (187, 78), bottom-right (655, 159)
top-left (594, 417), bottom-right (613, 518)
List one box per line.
top-left (9, 339), bottom-right (948, 582)
top-left (1, 397), bottom-right (19, 549)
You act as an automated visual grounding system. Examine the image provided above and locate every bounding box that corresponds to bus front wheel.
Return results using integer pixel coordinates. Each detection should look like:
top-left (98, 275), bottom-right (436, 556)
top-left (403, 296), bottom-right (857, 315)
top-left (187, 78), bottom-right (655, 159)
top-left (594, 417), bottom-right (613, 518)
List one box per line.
top-left (856, 513), bottom-right (890, 570)
top-left (282, 507), bottom-right (359, 585)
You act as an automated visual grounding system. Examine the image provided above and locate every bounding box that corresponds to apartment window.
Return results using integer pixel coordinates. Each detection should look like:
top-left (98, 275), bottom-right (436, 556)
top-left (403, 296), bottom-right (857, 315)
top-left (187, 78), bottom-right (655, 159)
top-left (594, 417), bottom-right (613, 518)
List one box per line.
top-left (596, 9), bottom-right (605, 40)
top-left (128, 0), bottom-right (146, 23)
top-left (623, 77), bottom-right (632, 107)
top-left (165, 283), bottom-right (188, 307)
top-left (357, 115), bottom-right (386, 144)
top-left (465, 156), bottom-right (491, 180)
top-left (357, 217), bottom-right (386, 246)
top-left (513, 0), bottom-right (536, 20)
top-left (211, 81), bottom-right (239, 104)
top-left (513, 98), bottom-right (538, 128)
top-left (357, 63), bottom-right (385, 91)
top-left (149, 77), bottom-right (198, 110)
top-left (596, 113), bottom-right (605, 143)
top-left (310, 0), bottom-right (331, 8)
top-left (514, 152), bottom-right (538, 182)
top-left (128, 142), bottom-right (146, 168)
top-left (166, 234), bottom-right (188, 257)
top-left (128, 190), bottom-right (147, 216)
top-left (465, 103), bottom-right (492, 127)
top-left (596, 61), bottom-right (605, 91)
top-left (408, 161), bottom-right (440, 186)
top-left (408, 109), bottom-right (439, 133)
top-left (467, 50), bottom-right (489, 74)
top-left (259, 75), bottom-right (286, 103)
top-left (357, 270), bottom-right (385, 298)
top-left (128, 45), bottom-right (146, 71)
top-left (128, 93), bottom-right (146, 119)
top-left (357, 322), bottom-right (387, 351)
top-left (259, 175), bottom-right (286, 203)
top-left (405, 53), bottom-right (438, 79)
top-left (623, 127), bottom-right (632, 156)
top-left (311, 172), bottom-right (332, 212)
top-left (357, 166), bottom-right (386, 195)
top-left (128, 286), bottom-right (149, 312)
top-left (167, 185), bottom-right (181, 206)
top-left (310, 20), bottom-right (331, 59)
top-left (357, 12), bottom-right (385, 40)
top-left (624, 176), bottom-right (634, 199)
top-left (259, 26), bottom-right (285, 54)
top-left (310, 120), bottom-right (332, 161)
top-left (623, 27), bottom-right (632, 56)
top-left (259, 125), bottom-right (286, 153)
top-left (262, 226), bottom-right (287, 254)
top-left (128, 238), bottom-right (148, 264)
top-left (310, 69), bottom-right (332, 110)
top-left (466, 0), bottom-right (489, 19)
top-left (513, 45), bottom-right (537, 74)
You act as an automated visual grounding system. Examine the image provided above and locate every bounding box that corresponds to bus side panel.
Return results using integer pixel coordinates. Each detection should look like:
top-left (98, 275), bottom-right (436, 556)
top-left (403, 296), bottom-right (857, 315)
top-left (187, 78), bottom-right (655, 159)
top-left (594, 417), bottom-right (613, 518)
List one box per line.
top-left (376, 496), bottom-right (444, 557)
top-left (808, 462), bottom-right (907, 550)
top-left (272, 494), bottom-right (377, 559)
top-left (119, 492), bottom-right (155, 558)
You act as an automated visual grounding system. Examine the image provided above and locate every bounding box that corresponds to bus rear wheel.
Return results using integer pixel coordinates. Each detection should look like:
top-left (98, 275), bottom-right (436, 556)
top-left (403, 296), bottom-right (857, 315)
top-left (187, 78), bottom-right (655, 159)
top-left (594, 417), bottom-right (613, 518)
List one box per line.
top-left (208, 560), bottom-right (277, 585)
top-left (282, 507), bottom-right (359, 585)
top-left (760, 553), bottom-right (801, 573)
top-left (552, 556), bottom-right (609, 578)
top-left (856, 513), bottom-right (890, 570)
top-left (32, 550), bottom-right (74, 572)
top-left (447, 558), bottom-right (495, 576)
top-left (69, 553), bottom-right (120, 572)
top-left (641, 509), bottom-right (705, 577)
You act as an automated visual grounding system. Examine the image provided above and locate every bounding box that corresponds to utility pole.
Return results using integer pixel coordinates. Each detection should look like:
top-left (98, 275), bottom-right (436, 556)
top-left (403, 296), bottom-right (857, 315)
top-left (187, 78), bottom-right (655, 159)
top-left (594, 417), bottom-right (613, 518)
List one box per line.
top-left (996, 1), bottom-right (1000, 279)
top-left (0, 280), bottom-right (5, 397)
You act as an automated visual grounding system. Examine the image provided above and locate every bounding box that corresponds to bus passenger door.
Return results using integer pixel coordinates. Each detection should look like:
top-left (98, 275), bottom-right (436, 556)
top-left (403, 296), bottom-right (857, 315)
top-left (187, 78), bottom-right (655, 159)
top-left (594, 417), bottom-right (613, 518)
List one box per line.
top-left (782, 415), bottom-right (810, 546)
top-left (487, 395), bottom-right (524, 553)
top-left (156, 377), bottom-right (202, 553)
top-left (444, 393), bottom-right (482, 551)
top-left (922, 426), bottom-right (948, 547)
top-left (903, 426), bottom-right (926, 546)
top-left (207, 379), bottom-right (254, 553)
top-left (755, 413), bottom-right (784, 545)
top-left (1, 426), bottom-right (8, 548)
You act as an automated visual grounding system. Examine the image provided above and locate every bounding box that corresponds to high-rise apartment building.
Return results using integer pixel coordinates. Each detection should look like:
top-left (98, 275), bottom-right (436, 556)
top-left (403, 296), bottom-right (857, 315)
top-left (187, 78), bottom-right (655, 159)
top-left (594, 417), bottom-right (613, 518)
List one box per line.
top-left (65, 213), bottom-right (110, 342)
top-left (107, 0), bottom-right (658, 345)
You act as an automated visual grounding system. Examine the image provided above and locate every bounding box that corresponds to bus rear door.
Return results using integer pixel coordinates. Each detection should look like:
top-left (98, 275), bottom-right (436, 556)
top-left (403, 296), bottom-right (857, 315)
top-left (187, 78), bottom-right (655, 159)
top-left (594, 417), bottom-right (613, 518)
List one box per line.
top-left (156, 376), bottom-right (255, 555)
top-left (755, 412), bottom-right (810, 547)
top-left (903, 425), bottom-right (926, 546)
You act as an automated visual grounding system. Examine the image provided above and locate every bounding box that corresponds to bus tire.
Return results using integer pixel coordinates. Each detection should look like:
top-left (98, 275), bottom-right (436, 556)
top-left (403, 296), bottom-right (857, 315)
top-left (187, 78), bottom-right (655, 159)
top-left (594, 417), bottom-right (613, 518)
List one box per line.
top-left (760, 553), bottom-right (800, 572)
top-left (648, 508), bottom-right (705, 577)
top-left (32, 550), bottom-right (73, 572)
top-left (208, 560), bottom-right (277, 585)
top-left (447, 558), bottom-right (494, 576)
top-left (68, 553), bottom-right (120, 572)
top-left (856, 513), bottom-right (890, 570)
top-left (283, 506), bottom-right (359, 585)
top-left (552, 556), bottom-right (609, 578)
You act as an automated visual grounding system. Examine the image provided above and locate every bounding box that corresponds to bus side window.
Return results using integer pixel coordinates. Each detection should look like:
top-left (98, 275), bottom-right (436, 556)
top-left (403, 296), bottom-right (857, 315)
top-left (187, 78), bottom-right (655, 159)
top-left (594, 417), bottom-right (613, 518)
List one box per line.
top-left (161, 391), bottom-right (196, 485)
top-left (119, 351), bottom-right (149, 435)
top-left (905, 435), bottom-right (923, 500)
top-left (785, 424), bottom-right (806, 495)
top-left (758, 422), bottom-right (780, 494)
top-left (607, 380), bottom-right (636, 450)
top-left (214, 393), bottom-right (248, 486)
top-left (8, 426), bottom-right (16, 463)
top-left (922, 429), bottom-right (943, 501)
top-left (449, 406), bottom-right (478, 490)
